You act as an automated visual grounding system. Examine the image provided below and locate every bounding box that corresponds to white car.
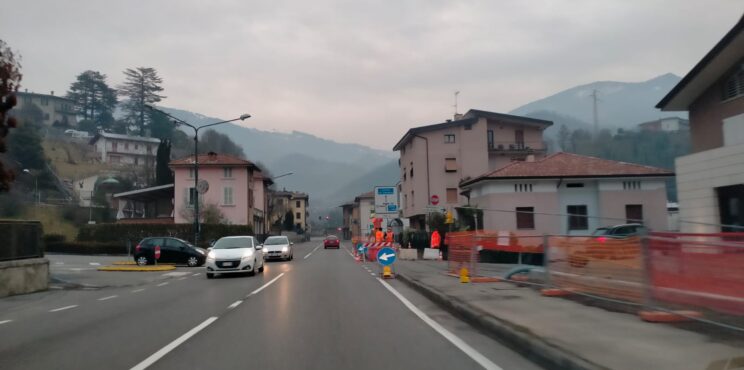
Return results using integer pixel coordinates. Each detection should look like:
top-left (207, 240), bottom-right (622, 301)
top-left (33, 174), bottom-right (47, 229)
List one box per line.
top-left (262, 236), bottom-right (294, 261)
top-left (205, 236), bottom-right (264, 279)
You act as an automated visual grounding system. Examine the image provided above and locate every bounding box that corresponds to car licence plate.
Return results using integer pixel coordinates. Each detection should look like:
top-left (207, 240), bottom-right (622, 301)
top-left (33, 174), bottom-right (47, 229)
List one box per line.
top-left (222, 262), bottom-right (233, 267)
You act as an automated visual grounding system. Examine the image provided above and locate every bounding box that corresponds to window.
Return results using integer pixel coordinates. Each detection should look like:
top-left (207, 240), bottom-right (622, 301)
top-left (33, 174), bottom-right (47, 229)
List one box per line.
top-left (188, 168), bottom-right (195, 178)
top-left (445, 158), bottom-right (457, 172)
top-left (411, 190), bottom-right (415, 207)
top-left (410, 166), bottom-right (414, 179)
top-left (626, 204), bottom-right (643, 224)
top-left (223, 167), bottom-right (233, 178)
top-left (135, 144), bottom-right (139, 150)
top-left (124, 142), bottom-right (129, 150)
top-left (223, 187), bottom-right (234, 205)
top-left (567, 205), bottom-right (588, 230)
top-left (296, 212), bottom-right (301, 220)
top-left (446, 188), bottom-right (458, 204)
top-left (41, 97), bottom-right (49, 106)
top-left (516, 207), bottom-right (535, 229)
top-left (296, 200), bottom-right (301, 208)
top-left (444, 134), bottom-right (456, 143)
top-left (722, 62), bottom-right (744, 101)
top-left (487, 130), bottom-right (494, 149)
top-left (403, 168), bottom-right (407, 181)
top-left (623, 181), bottom-right (640, 190)
top-left (404, 194), bottom-right (408, 207)
top-left (464, 124), bottom-right (472, 130)
top-left (566, 183), bottom-right (584, 188)
top-left (134, 157), bottom-right (139, 165)
top-left (514, 183), bottom-right (533, 192)
top-left (187, 187), bottom-right (196, 205)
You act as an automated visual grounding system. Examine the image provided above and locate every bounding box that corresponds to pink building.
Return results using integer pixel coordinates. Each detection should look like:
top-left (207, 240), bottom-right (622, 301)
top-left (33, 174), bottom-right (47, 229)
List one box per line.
top-left (393, 109), bottom-right (552, 228)
top-left (459, 153), bottom-right (674, 235)
top-left (170, 152), bottom-right (267, 228)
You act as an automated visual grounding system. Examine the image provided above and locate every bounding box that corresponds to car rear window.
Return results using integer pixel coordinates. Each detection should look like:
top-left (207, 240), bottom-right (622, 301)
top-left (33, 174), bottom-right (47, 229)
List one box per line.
top-left (327, 236), bottom-right (338, 240)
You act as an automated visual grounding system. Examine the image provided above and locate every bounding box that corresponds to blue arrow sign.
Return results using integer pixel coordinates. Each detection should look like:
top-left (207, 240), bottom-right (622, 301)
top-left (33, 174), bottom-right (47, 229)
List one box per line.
top-left (376, 247), bottom-right (396, 266)
top-left (357, 244), bottom-right (366, 253)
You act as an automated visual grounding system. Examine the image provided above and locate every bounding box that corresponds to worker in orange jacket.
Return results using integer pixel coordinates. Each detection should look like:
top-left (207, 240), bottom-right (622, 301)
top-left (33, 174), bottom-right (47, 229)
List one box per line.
top-left (430, 230), bottom-right (441, 249)
top-left (385, 227), bottom-right (394, 243)
top-left (375, 228), bottom-right (384, 243)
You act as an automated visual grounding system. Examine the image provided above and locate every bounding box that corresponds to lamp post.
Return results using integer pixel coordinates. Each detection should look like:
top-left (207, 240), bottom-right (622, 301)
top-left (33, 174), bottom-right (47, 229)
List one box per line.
top-left (21, 168), bottom-right (38, 206)
top-left (146, 105), bottom-right (251, 246)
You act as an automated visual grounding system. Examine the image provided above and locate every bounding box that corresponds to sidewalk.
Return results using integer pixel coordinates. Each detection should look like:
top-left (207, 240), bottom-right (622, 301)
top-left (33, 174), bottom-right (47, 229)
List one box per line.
top-left (396, 260), bottom-right (744, 370)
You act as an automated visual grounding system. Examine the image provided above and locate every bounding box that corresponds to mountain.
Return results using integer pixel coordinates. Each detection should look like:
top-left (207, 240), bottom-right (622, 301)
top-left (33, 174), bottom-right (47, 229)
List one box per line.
top-left (332, 160), bottom-right (400, 205)
top-left (510, 73), bottom-right (687, 135)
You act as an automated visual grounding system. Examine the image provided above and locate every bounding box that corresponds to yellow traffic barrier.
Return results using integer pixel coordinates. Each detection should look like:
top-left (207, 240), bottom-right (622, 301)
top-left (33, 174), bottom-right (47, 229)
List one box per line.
top-left (112, 261), bottom-right (137, 265)
top-left (97, 265), bottom-right (176, 272)
top-left (382, 266), bottom-right (393, 279)
top-left (460, 267), bottom-right (470, 283)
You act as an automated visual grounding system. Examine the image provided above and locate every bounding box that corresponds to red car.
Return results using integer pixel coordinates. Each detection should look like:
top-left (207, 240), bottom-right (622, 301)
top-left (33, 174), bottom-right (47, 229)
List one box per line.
top-left (324, 235), bottom-right (340, 249)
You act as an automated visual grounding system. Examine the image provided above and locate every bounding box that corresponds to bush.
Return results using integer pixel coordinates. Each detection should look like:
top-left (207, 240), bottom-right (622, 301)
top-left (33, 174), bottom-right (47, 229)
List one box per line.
top-left (77, 223), bottom-right (254, 249)
top-left (43, 233), bottom-right (66, 244)
top-left (46, 241), bottom-right (128, 255)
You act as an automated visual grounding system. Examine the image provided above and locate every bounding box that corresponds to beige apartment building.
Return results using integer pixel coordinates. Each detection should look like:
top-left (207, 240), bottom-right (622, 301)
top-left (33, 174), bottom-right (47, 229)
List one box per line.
top-left (271, 190), bottom-right (310, 232)
top-left (89, 132), bottom-right (160, 168)
top-left (15, 91), bottom-right (78, 127)
top-left (393, 109), bottom-right (552, 228)
top-left (657, 15), bottom-right (744, 233)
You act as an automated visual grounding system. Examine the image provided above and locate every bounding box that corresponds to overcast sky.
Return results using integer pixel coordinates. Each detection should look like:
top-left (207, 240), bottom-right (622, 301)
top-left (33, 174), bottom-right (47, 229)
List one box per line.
top-left (2, 1), bottom-right (742, 150)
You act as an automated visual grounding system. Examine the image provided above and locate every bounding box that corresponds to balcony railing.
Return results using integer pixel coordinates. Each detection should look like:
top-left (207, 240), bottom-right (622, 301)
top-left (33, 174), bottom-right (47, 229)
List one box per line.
top-left (488, 141), bottom-right (546, 153)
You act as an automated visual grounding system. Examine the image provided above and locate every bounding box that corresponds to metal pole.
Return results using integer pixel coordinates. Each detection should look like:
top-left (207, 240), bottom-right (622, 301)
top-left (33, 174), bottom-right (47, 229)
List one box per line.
top-left (35, 176), bottom-right (39, 206)
top-left (193, 129), bottom-right (200, 247)
top-left (639, 227), bottom-right (655, 309)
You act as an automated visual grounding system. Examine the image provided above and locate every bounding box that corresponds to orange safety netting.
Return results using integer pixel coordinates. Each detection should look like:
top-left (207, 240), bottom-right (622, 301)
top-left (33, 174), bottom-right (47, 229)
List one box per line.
top-left (648, 232), bottom-right (744, 315)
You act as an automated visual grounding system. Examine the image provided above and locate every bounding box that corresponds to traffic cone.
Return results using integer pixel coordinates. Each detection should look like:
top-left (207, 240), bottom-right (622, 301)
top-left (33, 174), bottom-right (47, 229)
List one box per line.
top-left (459, 267), bottom-right (470, 283)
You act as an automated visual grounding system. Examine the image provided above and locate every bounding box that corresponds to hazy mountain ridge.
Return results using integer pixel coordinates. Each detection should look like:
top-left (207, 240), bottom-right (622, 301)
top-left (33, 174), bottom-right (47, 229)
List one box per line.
top-left (510, 73), bottom-right (687, 135)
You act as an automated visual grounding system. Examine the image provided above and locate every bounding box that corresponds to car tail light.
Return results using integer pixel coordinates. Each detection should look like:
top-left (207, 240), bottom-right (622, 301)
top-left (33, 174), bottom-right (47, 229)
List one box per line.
top-left (597, 237), bottom-right (607, 243)
top-left (135, 244), bottom-right (141, 252)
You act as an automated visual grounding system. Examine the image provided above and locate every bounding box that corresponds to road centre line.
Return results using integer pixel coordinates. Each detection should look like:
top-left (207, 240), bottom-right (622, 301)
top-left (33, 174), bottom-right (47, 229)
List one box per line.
top-left (177, 277), bottom-right (187, 281)
top-left (49, 305), bottom-right (78, 313)
top-left (129, 316), bottom-right (218, 370)
top-left (227, 300), bottom-right (243, 309)
top-left (132, 289), bottom-right (145, 293)
top-left (192, 273), bottom-right (200, 277)
top-left (98, 295), bottom-right (118, 301)
top-left (0, 320), bottom-right (12, 325)
top-left (303, 252), bottom-right (313, 259)
top-left (248, 273), bottom-right (285, 296)
top-left (377, 279), bottom-right (504, 370)
top-left (157, 282), bottom-right (169, 287)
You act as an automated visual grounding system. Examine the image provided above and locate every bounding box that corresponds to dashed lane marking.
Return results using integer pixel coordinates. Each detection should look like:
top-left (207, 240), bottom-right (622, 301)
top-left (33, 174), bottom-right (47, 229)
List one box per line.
top-left (157, 282), bottom-right (169, 287)
top-left (227, 300), bottom-right (243, 309)
top-left (129, 317), bottom-right (218, 370)
top-left (0, 320), bottom-right (12, 325)
top-left (98, 295), bottom-right (118, 301)
top-left (248, 273), bottom-right (285, 296)
top-left (132, 289), bottom-right (145, 293)
top-left (49, 305), bottom-right (78, 313)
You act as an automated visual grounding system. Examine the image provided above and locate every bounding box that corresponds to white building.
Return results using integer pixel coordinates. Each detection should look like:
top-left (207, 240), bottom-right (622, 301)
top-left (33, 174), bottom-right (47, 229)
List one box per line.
top-left (89, 132), bottom-right (160, 167)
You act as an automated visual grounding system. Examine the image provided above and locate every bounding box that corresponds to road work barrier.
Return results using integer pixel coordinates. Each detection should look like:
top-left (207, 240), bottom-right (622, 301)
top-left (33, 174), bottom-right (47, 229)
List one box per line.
top-left (444, 231), bottom-right (543, 282)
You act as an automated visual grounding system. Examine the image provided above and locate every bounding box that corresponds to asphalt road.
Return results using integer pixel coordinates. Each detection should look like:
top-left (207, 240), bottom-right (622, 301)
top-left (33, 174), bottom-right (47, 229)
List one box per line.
top-left (0, 240), bottom-right (541, 370)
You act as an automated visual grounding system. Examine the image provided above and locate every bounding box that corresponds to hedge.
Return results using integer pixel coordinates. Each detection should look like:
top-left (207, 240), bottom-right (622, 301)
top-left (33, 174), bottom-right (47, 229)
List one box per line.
top-left (43, 234), bottom-right (66, 244)
top-left (46, 241), bottom-right (129, 255)
top-left (77, 223), bottom-right (255, 248)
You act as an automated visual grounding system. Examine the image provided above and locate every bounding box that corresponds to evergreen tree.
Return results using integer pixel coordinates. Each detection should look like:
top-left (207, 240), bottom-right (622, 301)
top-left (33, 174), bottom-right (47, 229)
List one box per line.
top-left (155, 139), bottom-right (174, 185)
top-left (66, 70), bottom-right (117, 128)
top-left (118, 67), bottom-right (165, 135)
top-left (283, 211), bottom-right (294, 231)
top-left (149, 109), bottom-right (175, 140)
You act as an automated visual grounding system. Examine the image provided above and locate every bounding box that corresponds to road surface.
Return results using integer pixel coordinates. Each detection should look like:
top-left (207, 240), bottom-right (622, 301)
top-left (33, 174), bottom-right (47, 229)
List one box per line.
top-left (0, 240), bottom-right (541, 370)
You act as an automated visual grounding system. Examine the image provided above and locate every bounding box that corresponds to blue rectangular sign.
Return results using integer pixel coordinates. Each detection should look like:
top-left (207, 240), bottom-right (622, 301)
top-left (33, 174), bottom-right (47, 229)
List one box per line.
top-left (377, 187), bottom-right (395, 195)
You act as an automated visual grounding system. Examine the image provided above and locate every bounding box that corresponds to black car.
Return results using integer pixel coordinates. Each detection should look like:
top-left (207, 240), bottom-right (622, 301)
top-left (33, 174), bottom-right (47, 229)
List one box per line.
top-left (134, 237), bottom-right (207, 267)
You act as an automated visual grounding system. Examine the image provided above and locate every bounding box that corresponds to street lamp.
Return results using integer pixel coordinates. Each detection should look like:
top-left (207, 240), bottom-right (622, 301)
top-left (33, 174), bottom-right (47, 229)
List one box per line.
top-left (146, 105), bottom-right (251, 246)
top-left (20, 168), bottom-right (39, 206)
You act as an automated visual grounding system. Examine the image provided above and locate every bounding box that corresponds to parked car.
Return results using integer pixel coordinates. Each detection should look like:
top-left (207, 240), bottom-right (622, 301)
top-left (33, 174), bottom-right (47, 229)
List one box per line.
top-left (134, 237), bottom-right (207, 267)
top-left (206, 236), bottom-right (264, 279)
top-left (568, 224), bottom-right (646, 267)
top-left (262, 236), bottom-right (293, 261)
top-left (324, 235), bottom-right (340, 249)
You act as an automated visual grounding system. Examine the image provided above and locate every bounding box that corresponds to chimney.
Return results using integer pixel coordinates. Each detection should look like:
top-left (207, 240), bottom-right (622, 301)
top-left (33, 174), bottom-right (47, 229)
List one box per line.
top-left (207, 151), bottom-right (218, 160)
top-left (526, 155), bottom-right (536, 162)
top-left (454, 113), bottom-right (464, 120)
top-left (50, 91), bottom-right (54, 96)
top-left (446, 119), bottom-right (452, 123)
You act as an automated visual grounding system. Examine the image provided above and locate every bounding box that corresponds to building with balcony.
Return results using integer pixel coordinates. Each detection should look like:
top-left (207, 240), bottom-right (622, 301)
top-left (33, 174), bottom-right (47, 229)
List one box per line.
top-left (89, 132), bottom-right (160, 168)
top-left (393, 109), bottom-right (552, 229)
top-left (15, 91), bottom-right (78, 127)
top-left (270, 190), bottom-right (310, 232)
top-left (657, 14), bottom-right (744, 233)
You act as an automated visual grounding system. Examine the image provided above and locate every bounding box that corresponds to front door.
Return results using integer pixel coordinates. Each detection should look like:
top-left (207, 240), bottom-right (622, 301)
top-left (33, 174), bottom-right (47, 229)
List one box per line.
top-left (717, 184), bottom-right (744, 232)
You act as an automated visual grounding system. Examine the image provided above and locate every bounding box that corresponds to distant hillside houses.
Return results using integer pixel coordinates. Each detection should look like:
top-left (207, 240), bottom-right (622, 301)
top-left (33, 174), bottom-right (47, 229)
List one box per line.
top-left (637, 117), bottom-right (689, 133)
top-left (15, 91), bottom-right (78, 127)
top-left (89, 132), bottom-right (160, 168)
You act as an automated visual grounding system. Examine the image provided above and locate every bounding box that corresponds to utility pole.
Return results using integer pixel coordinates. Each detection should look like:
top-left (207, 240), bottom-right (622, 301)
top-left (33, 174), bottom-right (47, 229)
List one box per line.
top-left (591, 89), bottom-right (600, 137)
top-left (453, 91), bottom-right (460, 117)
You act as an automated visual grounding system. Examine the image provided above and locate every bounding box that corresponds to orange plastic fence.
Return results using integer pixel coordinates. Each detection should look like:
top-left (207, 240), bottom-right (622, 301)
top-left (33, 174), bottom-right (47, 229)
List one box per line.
top-left (648, 232), bottom-right (744, 315)
top-left (546, 236), bottom-right (645, 303)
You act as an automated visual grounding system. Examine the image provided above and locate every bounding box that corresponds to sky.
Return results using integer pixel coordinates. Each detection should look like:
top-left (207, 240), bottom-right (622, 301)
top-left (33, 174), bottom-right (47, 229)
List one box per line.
top-left (2, 0), bottom-right (742, 150)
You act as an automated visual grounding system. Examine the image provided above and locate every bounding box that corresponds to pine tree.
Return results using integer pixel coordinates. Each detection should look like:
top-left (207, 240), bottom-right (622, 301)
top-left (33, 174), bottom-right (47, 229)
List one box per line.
top-left (118, 67), bottom-right (165, 135)
top-left (155, 139), bottom-right (174, 185)
top-left (66, 70), bottom-right (117, 129)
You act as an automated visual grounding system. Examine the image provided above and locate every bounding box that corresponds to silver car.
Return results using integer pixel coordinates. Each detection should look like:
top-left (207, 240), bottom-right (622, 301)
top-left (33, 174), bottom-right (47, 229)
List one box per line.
top-left (205, 236), bottom-right (264, 279)
top-left (262, 236), bottom-right (294, 261)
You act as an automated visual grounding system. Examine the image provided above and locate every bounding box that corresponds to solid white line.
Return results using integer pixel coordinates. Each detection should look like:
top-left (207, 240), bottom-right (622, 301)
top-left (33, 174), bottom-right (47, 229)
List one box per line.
top-left (0, 320), bottom-right (12, 325)
top-left (49, 305), bottom-right (78, 312)
top-left (89, 262), bottom-right (101, 266)
top-left (377, 279), bottom-right (504, 370)
top-left (248, 273), bottom-right (285, 296)
top-left (227, 300), bottom-right (243, 309)
top-left (157, 282), bottom-right (169, 287)
top-left (98, 295), bottom-right (118, 301)
top-left (132, 289), bottom-right (145, 293)
top-left (129, 316), bottom-right (218, 370)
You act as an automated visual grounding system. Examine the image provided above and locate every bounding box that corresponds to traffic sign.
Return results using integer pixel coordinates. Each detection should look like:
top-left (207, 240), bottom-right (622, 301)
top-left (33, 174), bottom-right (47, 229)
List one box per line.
top-left (375, 186), bottom-right (399, 215)
top-left (430, 195), bottom-right (440, 205)
top-left (376, 247), bottom-right (396, 266)
top-left (357, 244), bottom-right (367, 254)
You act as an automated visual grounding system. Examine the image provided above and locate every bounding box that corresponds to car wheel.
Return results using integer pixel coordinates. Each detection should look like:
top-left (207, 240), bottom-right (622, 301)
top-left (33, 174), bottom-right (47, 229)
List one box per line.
top-left (187, 256), bottom-right (199, 267)
top-left (136, 256), bottom-right (150, 266)
top-left (206, 273), bottom-right (214, 279)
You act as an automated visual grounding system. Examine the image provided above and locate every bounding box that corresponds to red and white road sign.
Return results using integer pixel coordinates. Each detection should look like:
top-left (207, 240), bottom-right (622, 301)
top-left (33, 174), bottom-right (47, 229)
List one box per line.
top-left (154, 245), bottom-right (161, 260)
top-left (430, 195), bottom-right (440, 205)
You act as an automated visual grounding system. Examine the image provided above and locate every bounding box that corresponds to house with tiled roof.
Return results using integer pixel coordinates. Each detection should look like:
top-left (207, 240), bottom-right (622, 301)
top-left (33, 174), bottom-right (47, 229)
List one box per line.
top-left (459, 152), bottom-right (674, 235)
top-left (269, 189), bottom-right (310, 232)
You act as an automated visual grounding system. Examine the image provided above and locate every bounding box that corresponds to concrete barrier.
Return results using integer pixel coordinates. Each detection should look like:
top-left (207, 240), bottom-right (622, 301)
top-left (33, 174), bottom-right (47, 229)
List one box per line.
top-left (399, 248), bottom-right (417, 260)
top-left (0, 258), bottom-right (49, 297)
top-left (422, 248), bottom-right (440, 260)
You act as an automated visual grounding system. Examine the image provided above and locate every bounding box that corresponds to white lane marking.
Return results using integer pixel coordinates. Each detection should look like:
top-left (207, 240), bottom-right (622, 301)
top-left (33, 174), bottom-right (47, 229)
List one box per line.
top-left (98, 295), bottom-right (118, 301)
top-left (89, 262), bottom-right (101, 266)
top-left (132, 289), bottom-right (145, 293)
top-left (313, 245), bottom-right (321, 252)
top-left (162, 271), bottom-right (189, 277)
top-left (54, 262), bottom-right (64, 265)
top-left (303, 252), bottom-right (313, 259)
top-left (0, 320), bottom-right (12, 325)
top-left (377, 279), bottom-right (504, 370)
top-left (157, 282), bottom-right (169, 287)
top-left (227, 300), bottom-right (243, 309)
top-left (129, 316), bottom-right (218, 370)
top-left (49, 305), bottom-right (78, 312)
top-left (248, 273), bottom-right (285, 296)
top-left (177, 277), bottom-right (187, 281)
top-left (192, 273), bottom-right (200, 277)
